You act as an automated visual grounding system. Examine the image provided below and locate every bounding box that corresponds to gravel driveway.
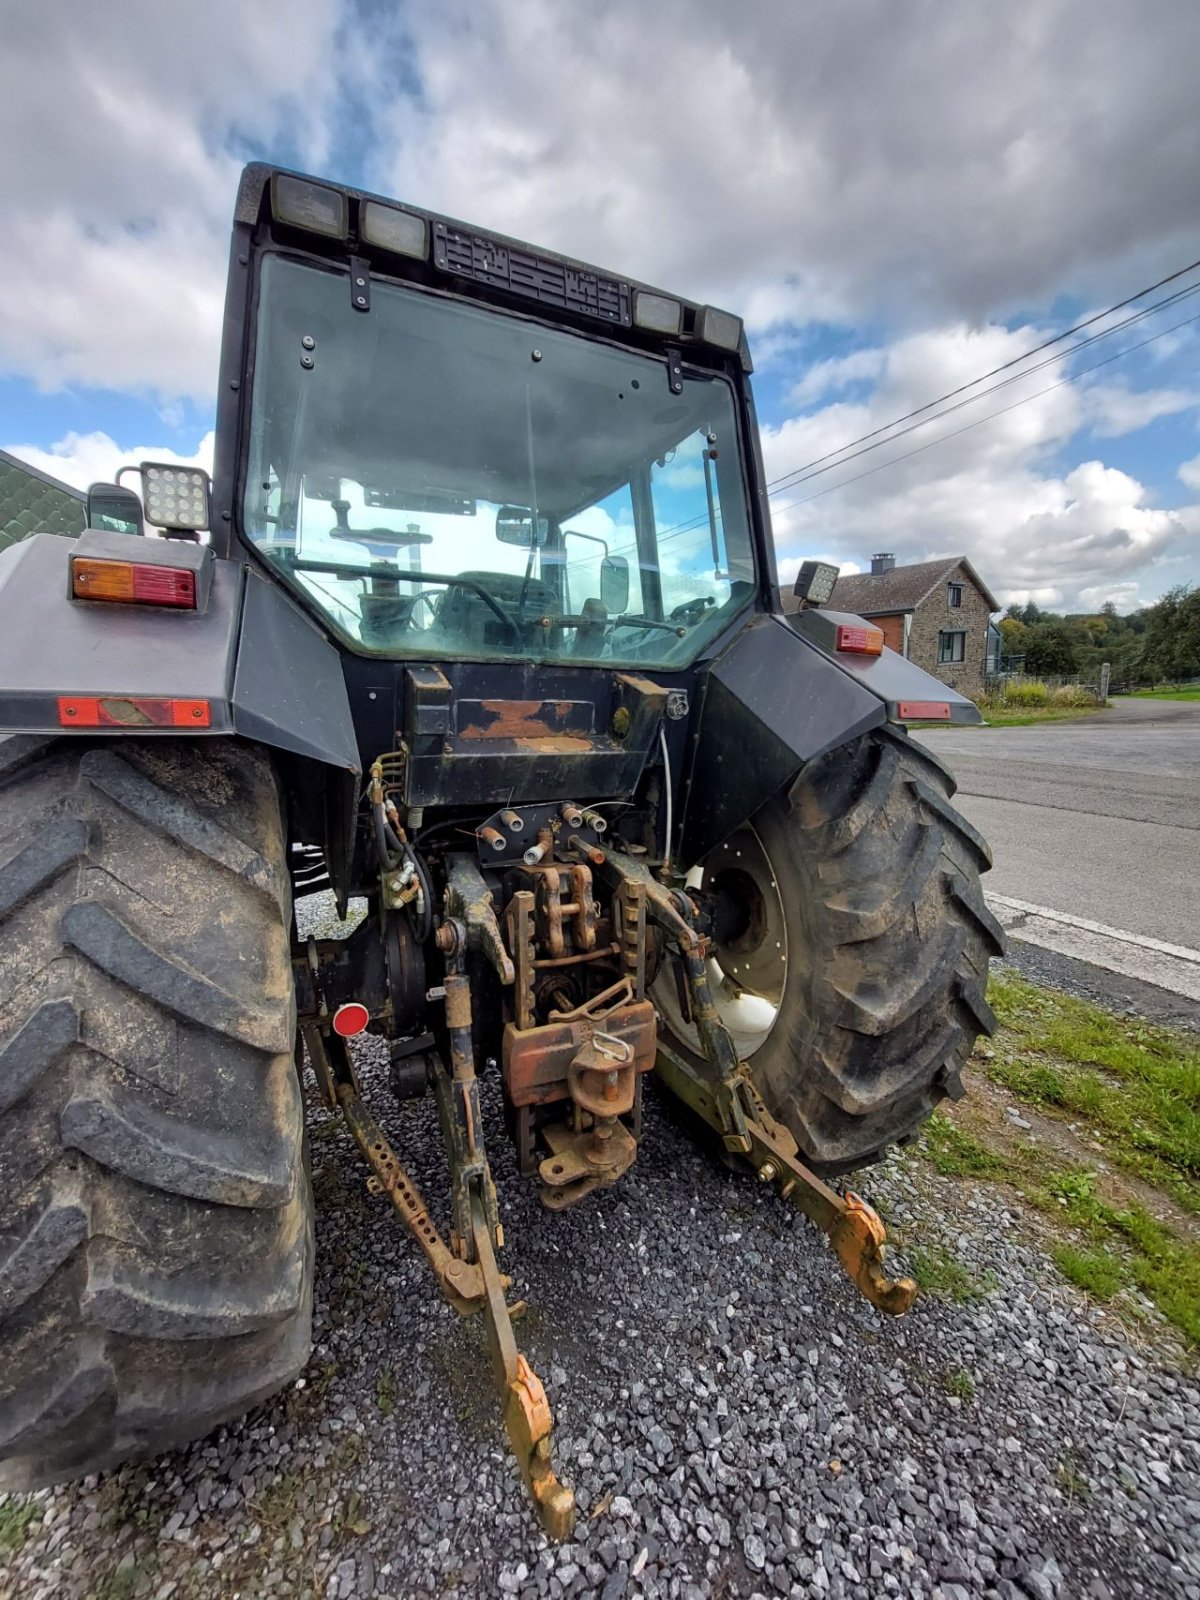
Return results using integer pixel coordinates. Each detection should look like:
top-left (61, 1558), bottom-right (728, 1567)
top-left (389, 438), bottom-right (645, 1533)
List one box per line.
top-left (3, 1021), bottom-right (1197, 1600)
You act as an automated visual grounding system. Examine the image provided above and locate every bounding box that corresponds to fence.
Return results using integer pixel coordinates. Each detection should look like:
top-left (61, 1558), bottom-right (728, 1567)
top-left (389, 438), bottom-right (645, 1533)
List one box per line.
top-left (984, 665), bottom-right (1110, 701)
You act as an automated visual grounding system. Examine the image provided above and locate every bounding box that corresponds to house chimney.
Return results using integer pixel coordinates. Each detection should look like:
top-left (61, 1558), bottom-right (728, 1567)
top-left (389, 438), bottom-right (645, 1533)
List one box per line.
top-left (871, 552), bottom-right (895, 575)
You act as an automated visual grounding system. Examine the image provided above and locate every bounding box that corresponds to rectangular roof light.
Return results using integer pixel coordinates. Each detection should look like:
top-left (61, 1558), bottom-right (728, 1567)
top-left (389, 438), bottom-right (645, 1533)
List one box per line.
top-left (695, 304), bottom-right (744, 352)
top-left (361, 200), bottom-right (428, 260)
top-left (634, 291), bottom-right (683, 336)
top-left (270, 173), bottom-right (349, 240)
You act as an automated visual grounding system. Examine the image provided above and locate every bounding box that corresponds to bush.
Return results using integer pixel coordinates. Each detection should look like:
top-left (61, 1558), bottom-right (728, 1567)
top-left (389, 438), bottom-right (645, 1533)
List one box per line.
top-left (1049, 683), bottom-right (1098, 708)
top-left (1003, 679), bottom-right (1050, 706)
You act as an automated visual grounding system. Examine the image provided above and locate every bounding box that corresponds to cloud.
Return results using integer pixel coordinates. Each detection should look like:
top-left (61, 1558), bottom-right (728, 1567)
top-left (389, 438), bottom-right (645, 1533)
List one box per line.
top-left (763, 322), bottom-right (1194, 610)
top-left (0, 0), bottom-right (344, 400)
top-left (5, 430), bottom-right (214, 492)
top-left (1179, 454), bottom-right (1200, 491)
top-left (383, 0), bottom-right (1200, 327)
top-left (1080, 382), bottom-right (1196, 437)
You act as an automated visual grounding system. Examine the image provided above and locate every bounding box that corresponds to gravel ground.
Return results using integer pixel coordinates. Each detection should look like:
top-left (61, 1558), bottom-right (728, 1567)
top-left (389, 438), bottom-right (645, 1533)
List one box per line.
top-left (2, 922), bottom-right (1198, 1600)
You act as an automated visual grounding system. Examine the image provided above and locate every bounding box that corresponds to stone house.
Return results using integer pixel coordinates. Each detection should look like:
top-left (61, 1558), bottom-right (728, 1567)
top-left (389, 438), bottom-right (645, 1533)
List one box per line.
top-left (785, 553), bottom-right (1000, 696)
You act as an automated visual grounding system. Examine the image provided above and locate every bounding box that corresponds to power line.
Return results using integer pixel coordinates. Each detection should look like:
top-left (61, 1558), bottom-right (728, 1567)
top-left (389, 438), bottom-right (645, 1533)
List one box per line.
top-left (768, 306), bottom-right (1200, 518)
top-left (767, 253), bottom-right (1200, 490)
top-left (768, 278), bottom-right (1200, 495)
top-left (647, 272), bottom-right (1200, 550)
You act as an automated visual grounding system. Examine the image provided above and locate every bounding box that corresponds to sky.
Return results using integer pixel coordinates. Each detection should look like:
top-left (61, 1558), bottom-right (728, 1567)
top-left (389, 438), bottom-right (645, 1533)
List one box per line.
top-left (3, 0), bottom-right (1200, 614)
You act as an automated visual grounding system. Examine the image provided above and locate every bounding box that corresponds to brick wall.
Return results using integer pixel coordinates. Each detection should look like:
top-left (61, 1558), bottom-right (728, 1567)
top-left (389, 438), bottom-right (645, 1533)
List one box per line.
top-left (905, 561), bottom-right (992, 696)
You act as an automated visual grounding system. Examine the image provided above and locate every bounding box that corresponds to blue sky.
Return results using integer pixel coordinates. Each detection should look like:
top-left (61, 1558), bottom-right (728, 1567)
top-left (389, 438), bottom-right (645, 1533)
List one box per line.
top-left (4, 0), bottom-right (1200, 613)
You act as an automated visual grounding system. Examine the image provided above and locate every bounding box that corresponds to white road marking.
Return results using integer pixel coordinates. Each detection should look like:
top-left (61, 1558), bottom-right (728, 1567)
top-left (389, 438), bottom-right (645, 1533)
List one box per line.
top-left (986, 892), bottom-right (1200, 1003)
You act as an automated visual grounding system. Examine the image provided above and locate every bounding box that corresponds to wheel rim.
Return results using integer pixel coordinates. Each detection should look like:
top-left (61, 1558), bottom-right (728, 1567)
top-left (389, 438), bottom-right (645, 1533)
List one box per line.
top-left (653, 823), bottom-right (788, 1059)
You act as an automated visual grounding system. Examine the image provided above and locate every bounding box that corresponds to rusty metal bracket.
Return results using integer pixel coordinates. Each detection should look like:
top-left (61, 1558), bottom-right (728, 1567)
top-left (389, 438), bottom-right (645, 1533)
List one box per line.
top-left (592, 847), bottom-right (918, 1316)
top-left (330, 1026), bottom-right (576, 1537)
top-left (333, 1074), bottom-right (488, 1314)
top-left (445, 854), bottom-right (515, 984)
top-left (470, 1190), bottom-right (575, 1539)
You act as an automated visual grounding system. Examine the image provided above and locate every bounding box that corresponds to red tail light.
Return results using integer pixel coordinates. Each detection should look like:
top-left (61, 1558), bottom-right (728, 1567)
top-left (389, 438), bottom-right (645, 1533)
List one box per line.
top-left (835, 623), bottom-right (884, 656)
top-left (71, 556), bottom-right (196, 609)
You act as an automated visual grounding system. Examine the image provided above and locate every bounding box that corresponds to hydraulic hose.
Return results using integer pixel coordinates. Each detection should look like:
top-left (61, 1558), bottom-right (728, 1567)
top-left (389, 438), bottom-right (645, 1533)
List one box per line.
top-left (372, 796), bottom-right (434, 942)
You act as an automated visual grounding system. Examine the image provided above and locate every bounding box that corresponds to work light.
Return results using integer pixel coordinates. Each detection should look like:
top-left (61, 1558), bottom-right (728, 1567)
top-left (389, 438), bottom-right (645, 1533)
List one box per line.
top-left (695, 305), bottom-right (744, 352)
top-left (793, 560), bottom-right (840, 606)
top-left (270, 173), bottom-right (349, 240)
top-left (361, 201), bottom-right (428, 260)
top-left (140, 463), bottom-right (211, 531)
top-left (633, 291), bottom-right (683, 336)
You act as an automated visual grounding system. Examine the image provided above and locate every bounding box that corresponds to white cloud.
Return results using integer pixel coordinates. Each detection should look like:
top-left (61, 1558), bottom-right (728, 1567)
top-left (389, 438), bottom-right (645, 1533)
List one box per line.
top-left (0, 0), bottom-right (343, 400)
top-left (4, 431), bottom-right (214, 493)
top-left (764, 322), bottom-right (1194, 610)
top-left (1080, 382), bottom-right (1196, 438)
top-left (1179, 454), bottom-right (1200, 491)
top-left (383, 0), bottom-right (1200, 325)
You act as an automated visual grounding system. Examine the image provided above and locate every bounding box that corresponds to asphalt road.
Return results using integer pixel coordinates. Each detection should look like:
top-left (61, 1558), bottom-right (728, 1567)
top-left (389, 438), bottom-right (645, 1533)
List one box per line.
top-left (919, 698), bottom-right (1200, 986)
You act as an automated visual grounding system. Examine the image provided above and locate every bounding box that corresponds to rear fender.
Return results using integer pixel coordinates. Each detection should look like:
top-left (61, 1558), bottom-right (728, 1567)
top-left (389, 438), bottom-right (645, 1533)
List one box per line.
top-left (680, 612), bottom-right (976, 863)
top-left (0, 532), bottom-right (360, 895)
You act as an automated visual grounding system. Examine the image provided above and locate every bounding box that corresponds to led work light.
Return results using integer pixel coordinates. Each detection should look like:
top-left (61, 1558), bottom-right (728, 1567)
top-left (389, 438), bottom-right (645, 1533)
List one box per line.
top-left (793, 560), bottom-right (840, 606)
top-left (140, 464), bottom-right (210, 532)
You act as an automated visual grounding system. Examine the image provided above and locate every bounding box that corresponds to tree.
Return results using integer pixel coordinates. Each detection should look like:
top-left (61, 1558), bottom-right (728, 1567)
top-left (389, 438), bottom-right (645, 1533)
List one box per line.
top-left (1022, 621), bottom-right (1080, 676)
top-left (1138, 585), bottom-right (1200, 682)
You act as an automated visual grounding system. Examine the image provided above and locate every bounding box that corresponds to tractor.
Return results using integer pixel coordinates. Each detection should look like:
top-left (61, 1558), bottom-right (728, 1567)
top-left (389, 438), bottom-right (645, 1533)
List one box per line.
top-left (0, 165), bottom-right (1001, 1534)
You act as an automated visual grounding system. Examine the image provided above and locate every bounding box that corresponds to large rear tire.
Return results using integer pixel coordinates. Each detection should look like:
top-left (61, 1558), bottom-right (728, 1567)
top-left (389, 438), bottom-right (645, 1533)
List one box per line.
top-left (0, 735), bottom-right (312, 1490)
top-left (657, 726), bottom-right (1004, 1173)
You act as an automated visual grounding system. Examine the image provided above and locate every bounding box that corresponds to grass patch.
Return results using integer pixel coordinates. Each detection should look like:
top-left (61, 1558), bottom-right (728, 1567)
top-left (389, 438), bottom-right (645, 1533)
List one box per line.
top-left (1056, 1452), bottom-right (1091, 1503)
top-left (1127, 687), bottom-right (1200, 701)
top-left (916, 973), bottom-right (1200, 1346)
top-left (1051, 1243), bottom-right (1123, 1299)
top-left (987, 971), bottom-right (1200, 1213)
top-left (942, 1366), bottom-right (976, 1400)
top-left (907, 1243), bottom-right (993, 1304)
top-left (375, 1367), bottom-right (396, 1419)
top-left (0, 1497), bottom-right (41, 1554)
top-left (922, 1111), bottom-right (1008, 1178)
top-left (976, 704), bottom-right (1106, 726)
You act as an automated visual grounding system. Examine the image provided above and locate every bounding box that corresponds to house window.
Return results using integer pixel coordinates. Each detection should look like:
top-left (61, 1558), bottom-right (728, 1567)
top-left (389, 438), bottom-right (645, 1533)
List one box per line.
top-left (948, 583), bottom-right (963, 608)
top-left (938, 629), bottom-right (966, 664)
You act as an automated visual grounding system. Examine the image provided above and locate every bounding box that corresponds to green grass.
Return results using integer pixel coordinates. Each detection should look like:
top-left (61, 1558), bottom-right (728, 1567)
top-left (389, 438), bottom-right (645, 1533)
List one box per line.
top-left (375, 1367), bottom-right (396, 1419)
top-left (0, 1497), bottom-right (41, 1554)
top-left (1127, 686), bottom-right (1200, 701)
top-left (921, 1111), bottom-right (1009, 1179)
top-left (987, 972), bottom-right (1200, 1212)
top-left (942, 1366), bottom-right (976, 1400)
top-left (907, 1243), bottom-right (994, 1304)
top-left (917, 974), bottom-right (1200, 1346)
top-left (976, 704), bottom-right (1106, 726)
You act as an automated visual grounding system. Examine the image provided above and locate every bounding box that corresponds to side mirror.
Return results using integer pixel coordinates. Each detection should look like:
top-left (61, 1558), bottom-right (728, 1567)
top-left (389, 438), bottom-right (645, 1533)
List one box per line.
top-left (600, 554), bottom-right (630, 614)
top-left (496, 506), bottom-right (548, 547)
top-left (86, 482), bottom-right (145, 537)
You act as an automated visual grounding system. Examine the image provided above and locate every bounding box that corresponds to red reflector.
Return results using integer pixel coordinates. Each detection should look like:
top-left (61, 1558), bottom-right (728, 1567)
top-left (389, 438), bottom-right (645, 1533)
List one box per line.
top-left (835, 623), bottom-right (884, 656)
top-left (332, 1002), bottom-right (370, 1038)
top-left (57, 697), bottom-right (211, 728)
top-left (131, 564), bottom-right (196, 607)
top-left (898, 701), bottom-right (951, 721)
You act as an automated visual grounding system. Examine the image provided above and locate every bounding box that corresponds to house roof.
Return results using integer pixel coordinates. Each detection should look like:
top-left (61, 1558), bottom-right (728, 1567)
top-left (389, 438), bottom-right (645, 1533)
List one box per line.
top-left (0, 449), bottom-right (86, 555)
top-left (822, 556), bottom-right (999, 616)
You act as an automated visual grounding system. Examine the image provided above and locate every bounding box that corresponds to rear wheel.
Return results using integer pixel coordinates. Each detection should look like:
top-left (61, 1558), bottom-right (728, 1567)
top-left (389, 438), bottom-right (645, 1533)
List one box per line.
top-left (0, 735), bottom-right (312, 1490)
top-left (656, 726), bottom-right (1003, 1173)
